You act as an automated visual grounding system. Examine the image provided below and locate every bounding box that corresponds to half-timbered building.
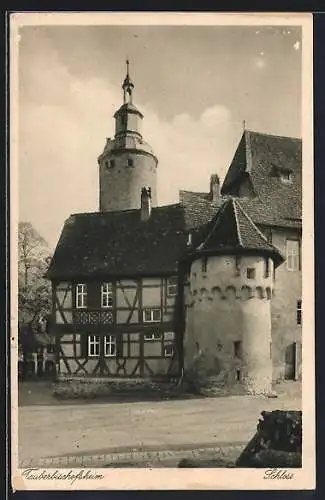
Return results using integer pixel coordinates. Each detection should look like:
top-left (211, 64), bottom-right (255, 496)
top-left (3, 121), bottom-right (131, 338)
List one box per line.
top-left (46, 62), bottom-right (302, 390)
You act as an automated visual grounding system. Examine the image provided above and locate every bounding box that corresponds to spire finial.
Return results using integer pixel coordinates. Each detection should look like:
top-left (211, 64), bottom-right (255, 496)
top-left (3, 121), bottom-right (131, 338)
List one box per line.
top-left (122, 58), bottom-right (134, 104)
top-left (242, 119), bottom-right (246, 131)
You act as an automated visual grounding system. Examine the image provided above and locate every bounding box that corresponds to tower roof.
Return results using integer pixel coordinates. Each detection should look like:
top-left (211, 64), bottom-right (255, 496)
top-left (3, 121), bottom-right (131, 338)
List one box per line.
top-left (122, 59), bottom-right (134, 90)
top-left (191, 198), bottom-right (284, 267)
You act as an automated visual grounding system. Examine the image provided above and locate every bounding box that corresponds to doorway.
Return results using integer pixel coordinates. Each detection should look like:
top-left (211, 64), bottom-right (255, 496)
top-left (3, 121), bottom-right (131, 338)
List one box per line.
top-left (284, 342), bottom-right (298, 380)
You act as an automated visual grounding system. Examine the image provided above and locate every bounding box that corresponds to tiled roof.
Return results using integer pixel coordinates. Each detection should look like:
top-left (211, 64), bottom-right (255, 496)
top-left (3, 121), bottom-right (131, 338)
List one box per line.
top-left (220, 130), bottom-right (302, 228)
top-left (47, 130), bottom-right (299, 279)
top-left (46, 205), bottom-right (188, 279)
top-left (188, 198), bottom-right (284, 267)
top-left (179, 190), bottom-right (221, 229)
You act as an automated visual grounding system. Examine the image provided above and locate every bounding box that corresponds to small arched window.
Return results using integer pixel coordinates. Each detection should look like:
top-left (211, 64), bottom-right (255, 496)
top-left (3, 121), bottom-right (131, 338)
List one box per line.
top-left (241, 285), bottom-right (252, 301)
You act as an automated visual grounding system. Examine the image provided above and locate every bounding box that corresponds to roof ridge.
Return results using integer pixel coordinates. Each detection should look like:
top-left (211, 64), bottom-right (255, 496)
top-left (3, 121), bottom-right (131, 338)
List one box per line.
top-left (245, 129), bottom-right (302, 142)
top-left (196, 199), bottom-right (228, 250)
top-left (70, 203), bottom-right (182, 218)
top-left (235, 199), bottom-right (271, 246)
top-left (244, 130), bottom-right (253, 174)
top-left (232, 199), bottom-right (244, 247)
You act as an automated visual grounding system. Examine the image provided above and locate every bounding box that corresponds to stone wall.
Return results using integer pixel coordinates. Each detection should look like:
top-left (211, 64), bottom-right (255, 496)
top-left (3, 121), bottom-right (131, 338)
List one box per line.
top-left (99, 150), bottom-right (157, 212)
top-left (271, 228), bottom-right (302, 381)
top-left (184, 255), bottom-right (273, 395)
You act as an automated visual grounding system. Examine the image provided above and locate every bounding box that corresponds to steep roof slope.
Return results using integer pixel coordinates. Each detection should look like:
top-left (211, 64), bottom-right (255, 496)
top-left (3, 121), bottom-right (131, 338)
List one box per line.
top-left (187, 198), bottom-right (284, 267)
top-left (46, 204), bottom-right (188, 279)
top-left (221, 130), bottom-right (302, 228)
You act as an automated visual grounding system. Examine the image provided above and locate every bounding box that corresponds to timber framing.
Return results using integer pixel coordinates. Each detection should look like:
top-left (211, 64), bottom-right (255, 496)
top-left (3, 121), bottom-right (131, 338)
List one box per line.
top-left (51, 274), bottom-right (184, 379)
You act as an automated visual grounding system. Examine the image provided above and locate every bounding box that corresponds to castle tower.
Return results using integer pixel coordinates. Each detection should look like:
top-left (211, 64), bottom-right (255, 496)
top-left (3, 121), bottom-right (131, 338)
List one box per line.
top-left (98, 60), bottom-right (158, 212)
top-left (183, 198), bottom-right (284, 395)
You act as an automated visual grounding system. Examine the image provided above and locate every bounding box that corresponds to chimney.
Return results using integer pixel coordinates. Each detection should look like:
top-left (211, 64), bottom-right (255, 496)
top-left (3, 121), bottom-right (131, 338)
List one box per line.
top-left (141, 187), bottom-right (152, 221)
top-left (210, 174), bottom-right (220, 202)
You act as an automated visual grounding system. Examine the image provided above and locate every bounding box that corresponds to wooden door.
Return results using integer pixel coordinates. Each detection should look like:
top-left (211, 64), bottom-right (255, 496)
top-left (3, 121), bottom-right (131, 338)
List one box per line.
top-left (285, 342), bottom-right (297, 380)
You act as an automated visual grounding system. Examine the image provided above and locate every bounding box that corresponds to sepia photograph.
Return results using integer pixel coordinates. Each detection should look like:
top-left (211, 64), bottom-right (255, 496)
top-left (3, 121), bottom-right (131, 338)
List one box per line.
top-left (10, 12), bottom-right (314, 490)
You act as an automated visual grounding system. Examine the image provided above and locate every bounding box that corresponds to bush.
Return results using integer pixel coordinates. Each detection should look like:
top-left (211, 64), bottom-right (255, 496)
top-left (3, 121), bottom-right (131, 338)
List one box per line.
top-left (236, 410), bottom-right (302, 468)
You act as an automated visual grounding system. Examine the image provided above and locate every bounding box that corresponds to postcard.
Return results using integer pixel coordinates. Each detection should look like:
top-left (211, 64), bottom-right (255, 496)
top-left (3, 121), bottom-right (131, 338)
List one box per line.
top-left (10, 11), bottom-right (314, 491)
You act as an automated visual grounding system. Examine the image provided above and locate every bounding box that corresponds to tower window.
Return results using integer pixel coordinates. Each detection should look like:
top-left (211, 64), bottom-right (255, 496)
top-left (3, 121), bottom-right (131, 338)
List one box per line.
top-left (234, 341), bottom-right (242, 359)
top-left (127, 158), bottom-right (134, 167)
top-left (247, 268), bottom-right (256, 280)
top-left (297, 300), bottom-right (302, 325)
top-left (286, 239), bottom-right (300, 271)
top-left (110, 159), bottom-right (115, 168)
top-left (202, 256), bottom-right (208, 273)
top-left (235, 256), bottom-right (241, 276)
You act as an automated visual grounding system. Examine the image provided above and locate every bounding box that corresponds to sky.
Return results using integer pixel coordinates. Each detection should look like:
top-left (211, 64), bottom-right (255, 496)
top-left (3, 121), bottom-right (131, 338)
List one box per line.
top-left (17, 23), bottom-right (302, 249)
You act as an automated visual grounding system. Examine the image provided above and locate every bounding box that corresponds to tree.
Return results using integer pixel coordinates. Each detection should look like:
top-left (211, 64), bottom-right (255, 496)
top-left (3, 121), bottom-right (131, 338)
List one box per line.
top-left (18, 222), bottom-right (52, 328)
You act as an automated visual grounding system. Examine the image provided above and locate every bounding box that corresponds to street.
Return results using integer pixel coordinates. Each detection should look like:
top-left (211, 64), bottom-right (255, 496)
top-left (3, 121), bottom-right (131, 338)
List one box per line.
top-left (18, 381), bottom-right (301, 467)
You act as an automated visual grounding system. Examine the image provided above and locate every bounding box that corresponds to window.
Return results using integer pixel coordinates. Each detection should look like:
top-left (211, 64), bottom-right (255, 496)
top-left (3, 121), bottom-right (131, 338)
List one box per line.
top-left (109, 159), bottom-right (115, 168)
top-left (143, 308), bottom-right (161, 323)
top-left (235, 256), bottom-right (241, 276)
top-left (101, 282), bottom-right (113, 308)
top-left (88, 335), bottom-right (100, 357)
top-left (127, 158), bottom-right (134, 167)
top-left (167, 276), bottom-right (178, 297)
top-left (144, 332), bottom-right (162, 341)
top-left (76, 284), bottom-right (87, 309)
top-left (286, 240), bottom-right (300, 271)
top-left (280, 172), bottom-right (293, 183)
top-left (202, 256), bottom-right (208, 273)
top-left (164, 345), bottom-right (174, 357)
top-left (234, 341), bottom-right (242, 359)
top-left (104, 335), bottom-right (116, 357)
top-left (297, 300), bottom-right (302, 325)
top-left (247, 268), bottom-right (256, 280)
top-left (264, 258), bottom-right (270, 278)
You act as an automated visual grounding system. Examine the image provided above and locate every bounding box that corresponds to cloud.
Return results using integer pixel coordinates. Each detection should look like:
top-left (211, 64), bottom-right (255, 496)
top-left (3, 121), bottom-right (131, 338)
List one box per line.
top-left (254, 56), bottom-right (266, 69)
top-left (18, 40), bottom-right (239, 248)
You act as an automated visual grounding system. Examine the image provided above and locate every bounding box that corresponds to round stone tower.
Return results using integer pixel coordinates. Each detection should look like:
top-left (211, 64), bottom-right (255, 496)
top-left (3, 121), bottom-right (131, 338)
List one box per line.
top-left (98, 60), bottom-right (158, 212)
top-left (183, 198), bottom-right (284, 395)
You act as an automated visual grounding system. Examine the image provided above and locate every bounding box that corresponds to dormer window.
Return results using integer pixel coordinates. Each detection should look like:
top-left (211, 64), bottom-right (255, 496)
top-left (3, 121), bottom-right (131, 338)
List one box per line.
top-left (271, 164), bottom-right (293, 183)
top-left (280, 171), bottom-right (293, 183)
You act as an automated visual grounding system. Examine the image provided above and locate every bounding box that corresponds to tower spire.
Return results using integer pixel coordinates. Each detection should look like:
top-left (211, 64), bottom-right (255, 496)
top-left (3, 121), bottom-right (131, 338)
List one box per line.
top-left (122, 57), bottom-right (134, 104)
